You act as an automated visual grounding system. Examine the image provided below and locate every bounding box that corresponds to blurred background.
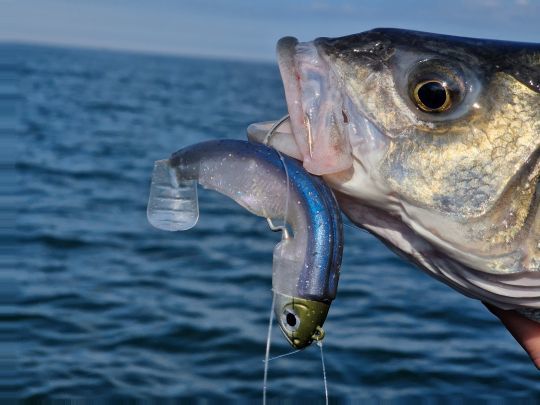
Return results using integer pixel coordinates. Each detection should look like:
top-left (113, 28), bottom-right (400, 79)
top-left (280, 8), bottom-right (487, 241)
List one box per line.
top-left (2, 0), bottom-right (539, 401)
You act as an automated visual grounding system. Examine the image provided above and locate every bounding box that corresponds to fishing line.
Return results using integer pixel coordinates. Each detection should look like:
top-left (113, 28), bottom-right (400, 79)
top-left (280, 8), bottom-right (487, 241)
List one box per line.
top-left (262, 116), bottom-right (292, 404)
top-left (263, 115), bottom-right (332, 404)
top-left (262, 349), bottom-right (301, 363)
top-left (317, 340), bottom-right (329, 405)
top-left (262, 292), bottom-right (275, 405)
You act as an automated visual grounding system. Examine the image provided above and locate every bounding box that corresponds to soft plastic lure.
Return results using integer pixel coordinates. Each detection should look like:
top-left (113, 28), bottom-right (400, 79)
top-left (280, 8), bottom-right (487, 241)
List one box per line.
top-left (147, 139), bottom-right (343, 349)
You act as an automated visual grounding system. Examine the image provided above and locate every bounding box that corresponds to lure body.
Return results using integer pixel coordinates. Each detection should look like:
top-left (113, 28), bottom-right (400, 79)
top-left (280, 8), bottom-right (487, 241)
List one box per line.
top-left (147, 140), bottom-right (343, 348)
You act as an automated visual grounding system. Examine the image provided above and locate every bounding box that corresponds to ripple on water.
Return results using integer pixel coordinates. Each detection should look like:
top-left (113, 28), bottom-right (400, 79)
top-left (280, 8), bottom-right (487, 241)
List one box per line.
top-left (8, 43), bottom-right (540, 400)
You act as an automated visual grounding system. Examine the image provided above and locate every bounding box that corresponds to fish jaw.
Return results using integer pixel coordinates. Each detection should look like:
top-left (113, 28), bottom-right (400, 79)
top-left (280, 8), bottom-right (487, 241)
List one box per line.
top-left (273, 37), bottom-right (355, 176)
top-left (248, 36), bottom-right (394, 211)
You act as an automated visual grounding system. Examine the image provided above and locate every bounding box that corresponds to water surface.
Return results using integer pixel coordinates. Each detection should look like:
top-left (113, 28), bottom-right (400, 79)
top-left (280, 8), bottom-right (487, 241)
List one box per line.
top-left (5, 43), bottom-right (540, 401)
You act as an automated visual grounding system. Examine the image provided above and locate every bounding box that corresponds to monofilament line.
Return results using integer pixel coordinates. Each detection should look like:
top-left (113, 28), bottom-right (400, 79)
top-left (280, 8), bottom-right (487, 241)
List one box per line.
top-left (262, 293), bottom-right (275, 405)
top-left (262, 349), bottom-right (301, 363)
top-left (262, 117), bottom-right (291, 405)
top-left (317, 340), bottom-right (329, 405)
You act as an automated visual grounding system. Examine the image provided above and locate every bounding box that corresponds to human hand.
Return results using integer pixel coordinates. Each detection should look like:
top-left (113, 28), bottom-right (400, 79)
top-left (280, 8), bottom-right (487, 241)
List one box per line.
top-left (484, 303), bottom-right (540, 370)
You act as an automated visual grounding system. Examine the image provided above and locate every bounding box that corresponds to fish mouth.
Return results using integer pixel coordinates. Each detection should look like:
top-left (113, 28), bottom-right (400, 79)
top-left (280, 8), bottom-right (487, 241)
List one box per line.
top-left (248, 37), bottom-right (354, 176)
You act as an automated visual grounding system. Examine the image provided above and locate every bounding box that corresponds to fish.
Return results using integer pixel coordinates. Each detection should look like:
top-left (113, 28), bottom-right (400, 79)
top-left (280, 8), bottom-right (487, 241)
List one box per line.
top-left (248, 28), bottom-right (540, 321)
top-left (147, 139), bottom-right (343, 348)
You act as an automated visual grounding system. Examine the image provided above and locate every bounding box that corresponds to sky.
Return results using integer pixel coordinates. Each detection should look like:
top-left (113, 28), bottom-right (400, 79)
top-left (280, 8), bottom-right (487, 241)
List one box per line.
top-left (0, 0), bottom-right (538, 61)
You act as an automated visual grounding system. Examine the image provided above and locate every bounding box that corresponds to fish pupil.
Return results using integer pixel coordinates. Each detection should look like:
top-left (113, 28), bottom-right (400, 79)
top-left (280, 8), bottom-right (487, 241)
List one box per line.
top-left (417, 81), bottom-right (448, 111)
top-left (286, 312), bottom-right (297, 327)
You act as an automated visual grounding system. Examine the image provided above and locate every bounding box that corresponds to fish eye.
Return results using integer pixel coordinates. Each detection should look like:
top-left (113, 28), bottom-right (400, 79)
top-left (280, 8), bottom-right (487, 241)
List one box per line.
top-left (401, 58), bottom-right (474, 119)
top-left (413, 80), bottom-right (451, 112)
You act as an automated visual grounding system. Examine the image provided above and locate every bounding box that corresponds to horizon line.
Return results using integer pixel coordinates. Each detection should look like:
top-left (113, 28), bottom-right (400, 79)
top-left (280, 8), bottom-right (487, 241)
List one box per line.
top-left (0, 38), bottom-right (278, 65)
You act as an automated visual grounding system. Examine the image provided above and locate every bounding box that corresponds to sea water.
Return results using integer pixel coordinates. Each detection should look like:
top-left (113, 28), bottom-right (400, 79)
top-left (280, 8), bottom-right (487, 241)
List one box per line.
top-left (7, 43), bottom-right (540, 401)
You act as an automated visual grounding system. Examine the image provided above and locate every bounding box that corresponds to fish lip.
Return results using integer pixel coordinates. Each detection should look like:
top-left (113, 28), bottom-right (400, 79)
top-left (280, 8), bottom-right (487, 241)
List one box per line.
top-left (276, 37), bottom-right (299, 108)
top-left (276, 37), bottom-right (309, 160)
top-left (276, 37), bottom-right (356, 175)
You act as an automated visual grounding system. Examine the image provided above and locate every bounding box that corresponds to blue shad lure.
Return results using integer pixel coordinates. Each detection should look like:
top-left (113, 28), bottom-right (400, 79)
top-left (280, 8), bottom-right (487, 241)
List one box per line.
top-left (147, 140), bottom-right (344, 348)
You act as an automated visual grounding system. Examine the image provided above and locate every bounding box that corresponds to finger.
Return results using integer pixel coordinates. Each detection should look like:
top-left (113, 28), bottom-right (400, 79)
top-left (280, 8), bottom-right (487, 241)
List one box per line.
top-left (484, 303), bottom-right (540, 369)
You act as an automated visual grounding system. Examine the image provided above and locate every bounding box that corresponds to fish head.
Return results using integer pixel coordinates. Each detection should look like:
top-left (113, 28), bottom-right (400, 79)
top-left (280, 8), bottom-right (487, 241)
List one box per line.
top-left (274, 292), bottom-right (328, 349)
top-left (249, 28), bottom-right (539, 306)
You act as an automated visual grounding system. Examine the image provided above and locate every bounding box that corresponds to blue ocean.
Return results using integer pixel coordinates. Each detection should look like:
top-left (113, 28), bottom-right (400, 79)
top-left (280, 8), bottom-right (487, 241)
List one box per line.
top-left (5, 43), bottom-right (539, 401)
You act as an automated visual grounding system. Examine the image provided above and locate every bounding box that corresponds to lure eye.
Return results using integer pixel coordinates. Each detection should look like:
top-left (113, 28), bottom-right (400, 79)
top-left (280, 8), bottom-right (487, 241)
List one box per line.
top-left (283, 309), bottom-right (299, 331)
top-left (413, 80), bottom-right (451, 112)
top-left (286, 312), bottom-right (297, 327)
